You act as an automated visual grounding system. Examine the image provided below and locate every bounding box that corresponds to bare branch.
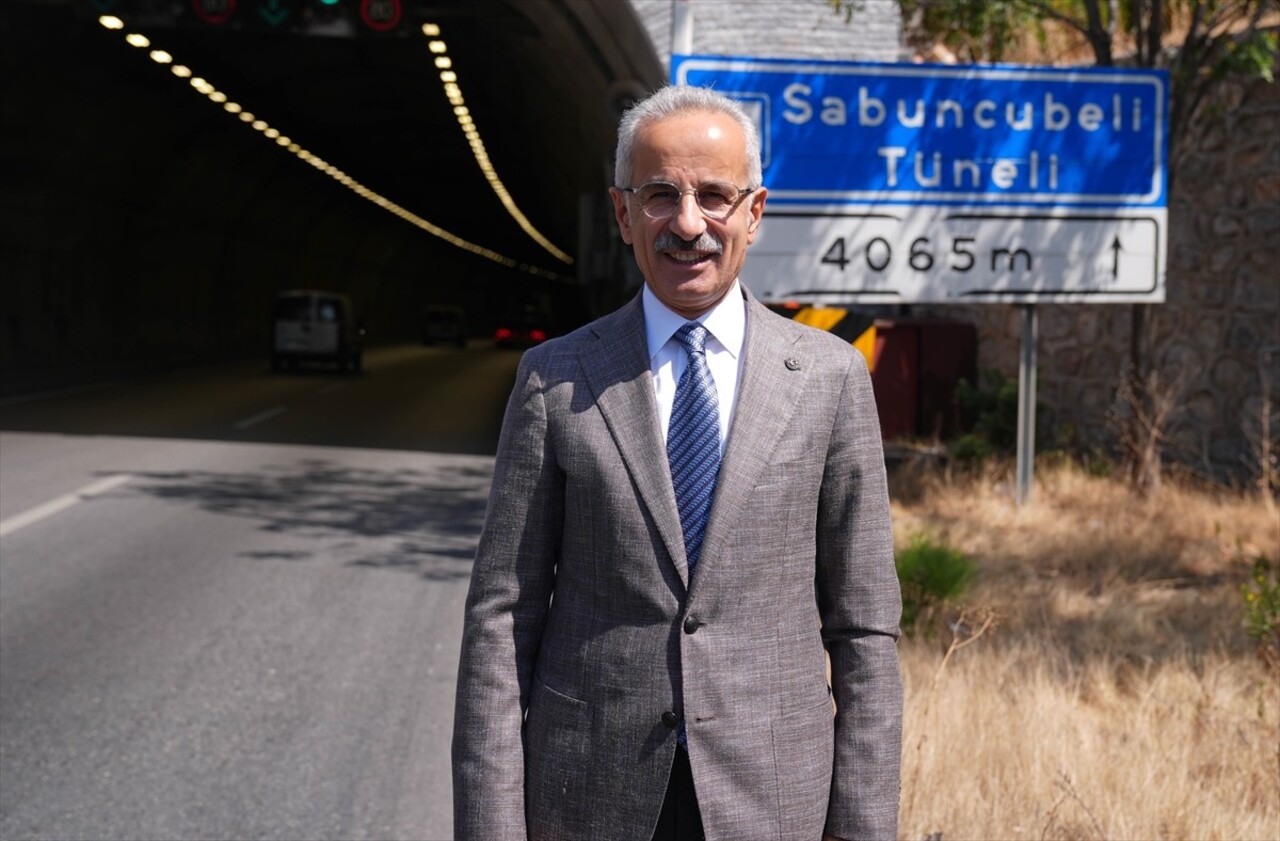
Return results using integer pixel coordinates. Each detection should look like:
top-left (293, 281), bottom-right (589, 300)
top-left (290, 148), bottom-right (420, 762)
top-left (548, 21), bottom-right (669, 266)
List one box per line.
top-left (1147, 0), bottom-right (1163, 67)
top-left (932, 607), bottom-right (997, 682)
top-left (1081, 0), bottom-right (1115, 64)
top-left (1056, 769), bottom-right (1108, 841)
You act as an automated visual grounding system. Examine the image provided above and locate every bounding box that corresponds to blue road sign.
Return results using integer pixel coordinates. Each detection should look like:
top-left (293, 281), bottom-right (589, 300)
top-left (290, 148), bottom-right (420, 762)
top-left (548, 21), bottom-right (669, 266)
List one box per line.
top-left (674, 55), bottom-right (1168, 208)
top-left (671, 54), bottom-right (1169, 303)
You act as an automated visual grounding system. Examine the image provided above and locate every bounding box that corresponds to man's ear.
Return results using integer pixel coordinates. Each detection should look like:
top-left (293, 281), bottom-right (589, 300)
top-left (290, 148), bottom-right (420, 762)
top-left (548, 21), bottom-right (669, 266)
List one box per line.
top-left (609, 187), bottom-right (635, 245)
top-left (746, 186), bottom-right (767, 242)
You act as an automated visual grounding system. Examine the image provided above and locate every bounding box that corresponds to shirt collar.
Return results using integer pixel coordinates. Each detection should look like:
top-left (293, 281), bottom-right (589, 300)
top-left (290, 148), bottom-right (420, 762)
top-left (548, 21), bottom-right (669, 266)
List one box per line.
top-left (642, 280), bottom-right (745, 361)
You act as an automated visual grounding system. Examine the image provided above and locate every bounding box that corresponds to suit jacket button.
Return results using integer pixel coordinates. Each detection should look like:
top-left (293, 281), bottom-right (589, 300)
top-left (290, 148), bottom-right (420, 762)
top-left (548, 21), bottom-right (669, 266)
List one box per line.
top-left (661, 711), bottom-right (679, 729)
top-left (683, 615), bottom-right (700, 634)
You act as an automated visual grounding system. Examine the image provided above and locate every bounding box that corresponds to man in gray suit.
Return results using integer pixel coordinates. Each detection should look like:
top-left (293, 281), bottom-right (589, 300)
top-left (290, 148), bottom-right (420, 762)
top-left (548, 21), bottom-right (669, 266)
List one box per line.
top-left (452, 85), bottom-right (902, 841)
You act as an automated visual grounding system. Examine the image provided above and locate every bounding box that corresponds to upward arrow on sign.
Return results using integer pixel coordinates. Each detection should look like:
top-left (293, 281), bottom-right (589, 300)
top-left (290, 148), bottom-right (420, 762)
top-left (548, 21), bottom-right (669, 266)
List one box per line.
top-left (258, 0), bottom-right (288, 26)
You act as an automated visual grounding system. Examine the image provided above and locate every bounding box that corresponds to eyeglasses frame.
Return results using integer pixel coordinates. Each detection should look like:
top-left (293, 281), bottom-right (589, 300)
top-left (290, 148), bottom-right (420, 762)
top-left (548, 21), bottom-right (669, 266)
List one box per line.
top-left (617, 182), bottom-right (758, 221)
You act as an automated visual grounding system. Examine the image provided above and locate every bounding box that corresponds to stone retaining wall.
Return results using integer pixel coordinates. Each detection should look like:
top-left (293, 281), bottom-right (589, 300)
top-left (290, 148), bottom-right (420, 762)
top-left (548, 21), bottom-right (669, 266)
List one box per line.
top-left (630, 0), bottom-right (902, 67)
top-left (926, 76), bottom-right (1279, 483)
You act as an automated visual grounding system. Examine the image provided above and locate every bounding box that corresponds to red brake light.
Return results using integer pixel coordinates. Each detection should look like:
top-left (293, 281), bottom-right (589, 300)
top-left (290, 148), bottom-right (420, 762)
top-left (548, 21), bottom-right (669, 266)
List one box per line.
top-left (530, 329), bottom-right (547, 342)
top-left (494, 328), bottom-right (513, 340)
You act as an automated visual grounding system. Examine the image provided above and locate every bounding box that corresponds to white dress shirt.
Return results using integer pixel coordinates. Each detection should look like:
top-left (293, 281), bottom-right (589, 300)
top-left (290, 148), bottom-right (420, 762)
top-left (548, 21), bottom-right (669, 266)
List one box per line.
top-left (642, 280), bottom-right (746, 456)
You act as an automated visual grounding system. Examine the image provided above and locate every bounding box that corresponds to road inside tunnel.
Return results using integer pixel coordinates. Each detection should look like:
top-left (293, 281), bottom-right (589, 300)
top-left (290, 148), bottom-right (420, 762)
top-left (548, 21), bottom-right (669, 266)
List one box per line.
top-left (0, 0), bottom-right (660, 398)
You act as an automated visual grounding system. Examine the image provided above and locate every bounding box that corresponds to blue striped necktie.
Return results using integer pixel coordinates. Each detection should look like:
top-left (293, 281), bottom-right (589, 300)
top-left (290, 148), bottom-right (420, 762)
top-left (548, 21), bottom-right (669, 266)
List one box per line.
top-left (667, 322), bottom-right (721, 578)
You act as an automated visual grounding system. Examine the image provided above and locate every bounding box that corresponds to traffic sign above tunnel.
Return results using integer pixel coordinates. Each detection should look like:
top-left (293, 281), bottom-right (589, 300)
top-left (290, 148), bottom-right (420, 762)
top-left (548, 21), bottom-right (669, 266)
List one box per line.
top-left (182, 0), bottom-right (412, 35)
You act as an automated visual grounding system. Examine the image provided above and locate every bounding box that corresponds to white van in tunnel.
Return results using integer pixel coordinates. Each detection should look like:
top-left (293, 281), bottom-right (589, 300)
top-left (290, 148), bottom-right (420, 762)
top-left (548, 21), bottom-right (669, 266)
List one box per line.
top-left (271, 289), bottom-right (364, 373)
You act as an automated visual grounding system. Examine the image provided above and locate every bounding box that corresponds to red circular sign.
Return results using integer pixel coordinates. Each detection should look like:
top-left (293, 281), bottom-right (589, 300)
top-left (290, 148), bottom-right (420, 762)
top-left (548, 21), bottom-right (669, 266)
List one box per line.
top-left (191, 0), bottom-right (236, 25)
top-left (359, 0), bottom-right (402, 31)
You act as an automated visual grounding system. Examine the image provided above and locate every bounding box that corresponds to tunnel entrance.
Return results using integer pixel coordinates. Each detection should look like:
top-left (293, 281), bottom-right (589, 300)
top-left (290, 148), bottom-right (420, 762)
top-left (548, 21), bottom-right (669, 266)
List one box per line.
top-left (0, 0), bottom-right (661, 396)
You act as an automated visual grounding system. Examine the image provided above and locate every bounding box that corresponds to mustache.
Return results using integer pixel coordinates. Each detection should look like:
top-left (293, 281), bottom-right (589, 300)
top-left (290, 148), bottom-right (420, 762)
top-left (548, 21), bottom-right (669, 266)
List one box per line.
top-left (653, 231), bottom-right (723, 254)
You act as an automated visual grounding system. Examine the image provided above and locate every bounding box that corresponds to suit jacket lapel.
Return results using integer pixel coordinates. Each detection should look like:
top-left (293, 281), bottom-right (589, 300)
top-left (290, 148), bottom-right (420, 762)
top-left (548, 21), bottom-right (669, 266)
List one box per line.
top-left (579, 295), bottom-right (689, 586)
top-left (696, 293), bottom-right (806, 589)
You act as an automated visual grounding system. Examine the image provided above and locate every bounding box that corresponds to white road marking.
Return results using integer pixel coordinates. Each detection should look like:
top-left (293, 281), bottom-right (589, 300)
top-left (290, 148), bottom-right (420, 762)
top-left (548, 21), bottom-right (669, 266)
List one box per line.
top-left (0, 474), bottom-right (133, 539)
top-left (0, 381), bottom-right (118, 408)
top-left (232, 406), bottom-right (286, 430)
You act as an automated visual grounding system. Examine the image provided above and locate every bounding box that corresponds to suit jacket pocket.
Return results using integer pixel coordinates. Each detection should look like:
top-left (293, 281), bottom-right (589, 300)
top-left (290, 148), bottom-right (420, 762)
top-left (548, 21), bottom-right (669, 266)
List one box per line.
top-left (524, 676), bottom-right (590, 839)
top-left (771, 690), bottom-right (836, 840)
top-left (753, 444), bottom-right (823, 492)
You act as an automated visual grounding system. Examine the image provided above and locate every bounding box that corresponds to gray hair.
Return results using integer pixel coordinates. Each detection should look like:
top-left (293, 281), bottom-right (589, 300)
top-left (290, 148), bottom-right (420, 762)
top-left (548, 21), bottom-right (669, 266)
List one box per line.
top-left (614, 85), bottom-right (763, 189)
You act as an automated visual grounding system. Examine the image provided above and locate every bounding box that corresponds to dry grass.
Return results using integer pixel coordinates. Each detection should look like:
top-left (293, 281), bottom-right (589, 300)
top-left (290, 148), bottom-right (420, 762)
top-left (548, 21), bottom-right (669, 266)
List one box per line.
top-left (890, 460), bottom-right (1280, 841)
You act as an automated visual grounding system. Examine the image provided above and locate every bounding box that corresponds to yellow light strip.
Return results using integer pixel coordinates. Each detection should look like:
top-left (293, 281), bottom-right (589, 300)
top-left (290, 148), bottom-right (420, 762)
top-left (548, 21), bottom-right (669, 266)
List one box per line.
top-left (421, 22), bottom-right (573, 266)
top-left (96, 15), bottom-right (568, 282)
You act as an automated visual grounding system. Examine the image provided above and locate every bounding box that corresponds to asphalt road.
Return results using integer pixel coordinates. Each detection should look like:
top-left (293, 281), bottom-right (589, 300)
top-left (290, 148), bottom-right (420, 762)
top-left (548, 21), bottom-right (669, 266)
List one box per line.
top-left (0, 344), bottom-right (524, 841)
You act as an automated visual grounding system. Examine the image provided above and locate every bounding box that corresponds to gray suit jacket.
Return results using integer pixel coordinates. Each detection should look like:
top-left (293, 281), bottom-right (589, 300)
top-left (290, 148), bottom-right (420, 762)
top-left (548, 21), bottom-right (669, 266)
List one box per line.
top-left (452, 288), bottom-right (902, 841)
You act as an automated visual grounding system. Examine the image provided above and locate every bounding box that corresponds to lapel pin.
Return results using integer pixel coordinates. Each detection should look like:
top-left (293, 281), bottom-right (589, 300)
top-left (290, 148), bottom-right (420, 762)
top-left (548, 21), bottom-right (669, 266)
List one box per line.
top-left (785, 358), bottom-right (801, 371)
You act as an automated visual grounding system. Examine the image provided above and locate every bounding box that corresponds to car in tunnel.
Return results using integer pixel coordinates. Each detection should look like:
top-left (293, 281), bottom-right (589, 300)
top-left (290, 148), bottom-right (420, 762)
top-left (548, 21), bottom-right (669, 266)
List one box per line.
top-left (423, 305), bottom-right (468, 348)
top-left (493, 304), bottom-right (550, 350)
top-left (271, 290), bottom-right (365, 373)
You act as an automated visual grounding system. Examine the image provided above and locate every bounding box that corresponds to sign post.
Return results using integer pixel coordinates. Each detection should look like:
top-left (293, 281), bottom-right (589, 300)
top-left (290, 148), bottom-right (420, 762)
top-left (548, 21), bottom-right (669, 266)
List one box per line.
top-left (1016, 305), bottom-right (1037, 506)
top-left (671, 54), bottom-right (1170, 502)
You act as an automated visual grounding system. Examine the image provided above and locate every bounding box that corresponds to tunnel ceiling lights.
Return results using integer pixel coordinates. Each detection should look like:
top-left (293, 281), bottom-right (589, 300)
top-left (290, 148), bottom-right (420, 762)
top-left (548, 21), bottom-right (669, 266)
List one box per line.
top-left (94, 14), bottom-right (570, 283)
top-left (421, 22), bottom-right (573, 266)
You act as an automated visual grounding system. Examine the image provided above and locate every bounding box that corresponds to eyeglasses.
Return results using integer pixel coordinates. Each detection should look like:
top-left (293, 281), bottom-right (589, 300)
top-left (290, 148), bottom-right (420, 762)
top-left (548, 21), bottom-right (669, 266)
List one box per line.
top-left (618, 181), bottom-right (756, 221)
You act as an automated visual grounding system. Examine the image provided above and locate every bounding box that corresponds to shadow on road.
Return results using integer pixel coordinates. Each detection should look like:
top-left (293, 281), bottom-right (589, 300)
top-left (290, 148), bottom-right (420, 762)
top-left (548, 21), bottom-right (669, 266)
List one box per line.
top-left (124, 458), bottom-right (492, 582)
top-left (0, 345), bottom-right (521, 457)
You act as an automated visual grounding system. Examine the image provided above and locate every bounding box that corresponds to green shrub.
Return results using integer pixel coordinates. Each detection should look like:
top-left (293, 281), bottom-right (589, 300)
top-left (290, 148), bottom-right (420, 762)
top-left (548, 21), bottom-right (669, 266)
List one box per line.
top-left (949, 432), bottom-right (994, 468)
top-left (955, 369), bottom-right (1019, 451)
top-left (1241, 553), bottom-right (1280, 676)
top-left (1085, 451), bottom-right (1114, 478)
top-left (896, 532), bottom-right (977, 635)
